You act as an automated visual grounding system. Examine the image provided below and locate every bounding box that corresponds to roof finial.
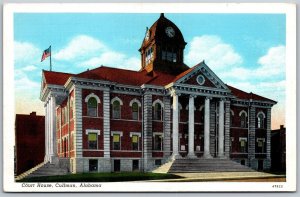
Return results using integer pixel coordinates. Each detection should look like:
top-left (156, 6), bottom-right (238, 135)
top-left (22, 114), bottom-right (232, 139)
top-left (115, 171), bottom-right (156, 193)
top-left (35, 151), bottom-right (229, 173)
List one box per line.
top-left (160, 13), bottom-right (164, 18)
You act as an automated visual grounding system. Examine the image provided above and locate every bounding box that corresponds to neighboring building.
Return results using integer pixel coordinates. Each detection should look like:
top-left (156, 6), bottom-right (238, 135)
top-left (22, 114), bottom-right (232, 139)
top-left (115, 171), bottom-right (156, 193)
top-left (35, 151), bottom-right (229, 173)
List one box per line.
top-left (15, 112), bottom-right (45, 175)
top-left (271, 125), bottom-right (286, 172)
top-left (40, 14), bottom-right (276, 173)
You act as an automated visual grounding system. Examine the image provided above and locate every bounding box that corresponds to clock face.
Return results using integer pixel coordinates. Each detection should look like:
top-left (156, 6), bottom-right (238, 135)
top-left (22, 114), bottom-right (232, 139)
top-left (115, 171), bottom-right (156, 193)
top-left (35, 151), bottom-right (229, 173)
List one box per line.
top-left (165, 26), bottom-right (175, 37)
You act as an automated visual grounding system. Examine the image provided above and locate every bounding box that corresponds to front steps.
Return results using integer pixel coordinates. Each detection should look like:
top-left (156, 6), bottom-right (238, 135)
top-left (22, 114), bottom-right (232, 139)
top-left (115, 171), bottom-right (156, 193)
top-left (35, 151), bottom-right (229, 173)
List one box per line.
top-left (152, 159), bottom-right (175, 173)
top-left (168, 158), bottom-right (255, 173)
top-left (26, 162), bottom-right (69, 178)
top-left (16, 160), bottom-right (70, 181)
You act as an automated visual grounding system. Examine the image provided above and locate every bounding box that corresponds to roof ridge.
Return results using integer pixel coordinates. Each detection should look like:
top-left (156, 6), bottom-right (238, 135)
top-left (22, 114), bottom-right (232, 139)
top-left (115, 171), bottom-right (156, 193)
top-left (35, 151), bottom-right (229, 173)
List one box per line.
top-left (172, 61), bottom-right (204, 82)
top-left (43, 69), bottom-right (73, 75)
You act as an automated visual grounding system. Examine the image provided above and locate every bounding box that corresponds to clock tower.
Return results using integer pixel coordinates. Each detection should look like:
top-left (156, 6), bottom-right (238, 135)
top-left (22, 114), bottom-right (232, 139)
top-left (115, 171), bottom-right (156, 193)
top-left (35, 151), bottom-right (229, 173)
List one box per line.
top-left (139, 13), bottom-right (189, 75)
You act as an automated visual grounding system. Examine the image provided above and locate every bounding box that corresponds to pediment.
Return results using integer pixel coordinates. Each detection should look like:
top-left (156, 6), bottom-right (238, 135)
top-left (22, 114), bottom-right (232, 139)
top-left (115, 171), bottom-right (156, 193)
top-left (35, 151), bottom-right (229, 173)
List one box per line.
top-left (175, 62), bottom-right (229, 90)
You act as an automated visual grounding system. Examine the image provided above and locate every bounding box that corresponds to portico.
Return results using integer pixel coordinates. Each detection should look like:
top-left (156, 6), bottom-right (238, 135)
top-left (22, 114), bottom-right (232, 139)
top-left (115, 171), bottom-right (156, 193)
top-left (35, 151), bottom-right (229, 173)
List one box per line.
top-left (170, 90), bottom-right (228, 159)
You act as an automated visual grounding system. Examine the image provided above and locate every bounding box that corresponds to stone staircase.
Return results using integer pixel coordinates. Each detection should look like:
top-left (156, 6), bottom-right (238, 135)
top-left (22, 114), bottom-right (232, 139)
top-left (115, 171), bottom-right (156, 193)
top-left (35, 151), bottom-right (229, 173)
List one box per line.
top-left (152, 159), bottom-right (175, 173)
top-left (168, 158), bottom-right (255, 173)
top-left (16, 160), bottom-right (70, 181)
top-left (26, 162), bottom-right (69, 178)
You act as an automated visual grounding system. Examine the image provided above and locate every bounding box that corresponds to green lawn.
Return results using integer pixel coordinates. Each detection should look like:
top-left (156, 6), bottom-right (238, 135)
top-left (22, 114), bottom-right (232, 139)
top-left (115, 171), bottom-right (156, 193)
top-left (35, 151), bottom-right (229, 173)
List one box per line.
top-left (19, 172), bottom-right (182, 182)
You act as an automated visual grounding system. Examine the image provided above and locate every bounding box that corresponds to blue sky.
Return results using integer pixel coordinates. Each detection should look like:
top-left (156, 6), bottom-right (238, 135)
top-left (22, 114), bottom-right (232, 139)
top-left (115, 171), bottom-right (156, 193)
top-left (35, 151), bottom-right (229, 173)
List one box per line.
top-left (14, 13), bottom-right (286, 129)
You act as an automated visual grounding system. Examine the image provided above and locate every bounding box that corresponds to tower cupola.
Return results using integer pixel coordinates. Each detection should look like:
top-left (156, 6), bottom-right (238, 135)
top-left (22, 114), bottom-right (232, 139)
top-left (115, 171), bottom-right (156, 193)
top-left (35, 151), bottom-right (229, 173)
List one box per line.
top-left (139, 14), bottom-right (189, 75)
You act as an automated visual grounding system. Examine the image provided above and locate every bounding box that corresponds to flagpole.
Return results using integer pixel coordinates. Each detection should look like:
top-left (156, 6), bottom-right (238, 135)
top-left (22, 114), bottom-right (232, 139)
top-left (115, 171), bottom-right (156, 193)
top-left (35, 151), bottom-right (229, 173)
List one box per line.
top-left (50, 45), bottom-right (52, 71)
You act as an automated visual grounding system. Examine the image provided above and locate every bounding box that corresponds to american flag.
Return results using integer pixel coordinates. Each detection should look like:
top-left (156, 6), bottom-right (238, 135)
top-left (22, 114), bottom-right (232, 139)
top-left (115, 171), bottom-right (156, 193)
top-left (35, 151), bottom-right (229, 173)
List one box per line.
top-left (41, 46), bottom-right (51, 62)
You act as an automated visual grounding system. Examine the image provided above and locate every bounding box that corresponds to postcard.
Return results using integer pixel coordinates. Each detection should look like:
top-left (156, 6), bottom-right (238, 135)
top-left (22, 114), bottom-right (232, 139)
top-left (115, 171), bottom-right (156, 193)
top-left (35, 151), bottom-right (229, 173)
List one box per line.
top-left (3, 3), bottom-right (296, 192)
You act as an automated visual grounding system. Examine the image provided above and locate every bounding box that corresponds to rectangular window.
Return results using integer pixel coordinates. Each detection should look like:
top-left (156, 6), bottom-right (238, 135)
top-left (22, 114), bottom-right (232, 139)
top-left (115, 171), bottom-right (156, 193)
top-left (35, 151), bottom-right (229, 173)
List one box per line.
top-left (88, 133), bottom-right (97, 149)
top-left (70, 134), bottom-right (73, 150)
top-left (113, 134), bottom-right (121, 150)
top-left (132, 160), bottom-right (139, 171)
top-left (257, 139), bottom-right (265, 153)
top-left (132, 135), bottom-right (139, 150)
top-left (154, 134), bottom-right (162, 151)
top-left (132, 103), bottom-right (139, 120)
top-left (70, 100), bottom-right (74, 119)
top-left (145, 47), bottom-right (153, 65)
top-left (173, 53), bottom-right (177, 62)
top-left (64, 106), bottom-right (68, 123)
top-left (240, 139), bottom-right (247, 153)
top-left (155, 159), bottom-right (162, 166)
top-left (62, 108), bottom-right (65, 125)
top-left (89, 159), bottom-right (98, 172)
top-left (56, 112), bottom-right (60, 130)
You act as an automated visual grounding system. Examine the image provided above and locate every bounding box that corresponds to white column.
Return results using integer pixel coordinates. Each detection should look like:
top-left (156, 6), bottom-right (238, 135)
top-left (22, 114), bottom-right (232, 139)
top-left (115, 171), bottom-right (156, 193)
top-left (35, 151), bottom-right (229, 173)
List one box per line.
top-left (44, 103), bottom-right (49, 162)
top-left (47, 101), bottom-right (51, 160)
top-left (52, 96), bottom-right (57, 157)
top-left (48, 95), bottom-right (58, 164)
top-left (49, 97), bottom-right (53, 157)
top-left (172, 92), bottom-right (180, 159)
top-left (218, 99), bottom-right (225, 158)
top-left (203, 97), bottom-right (212, 158)
top-left (187, 95), bottom-right (197, 158)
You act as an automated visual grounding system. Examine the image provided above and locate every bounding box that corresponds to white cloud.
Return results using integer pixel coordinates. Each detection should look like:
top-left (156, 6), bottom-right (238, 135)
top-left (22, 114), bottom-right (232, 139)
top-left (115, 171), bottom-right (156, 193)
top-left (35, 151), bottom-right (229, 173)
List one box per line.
top-left (54, 35), bottom-right (107, 61)
top-left (80, 51), bottom-right (140, 70)
top-left (15, 75), bottom-right (40, 91)
top-left (54, 35), bottom-right (140, 71)
top-left (23, 65), bottom-right (37, 71)
top-left (185, 35), bottom-right (243, 70)
top-left (256, 45), bottom-right (285, 77)
top-left (14, 41), bottom-right (40, 63)
top-left (219, 45), bottom-right (286, 81)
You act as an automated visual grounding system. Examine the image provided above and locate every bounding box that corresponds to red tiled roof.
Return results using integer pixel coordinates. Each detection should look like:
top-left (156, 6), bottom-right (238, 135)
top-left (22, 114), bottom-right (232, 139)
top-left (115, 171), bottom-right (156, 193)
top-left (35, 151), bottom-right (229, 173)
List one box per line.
top-left (171, 63), bottom-right (200, 83)
top-left (42, 66), bottom-right (275, 103)
top-left (146, 71), bottom-right (177, 86)
top-left (227, 84), bottom-right (276, 103)
top-left (43, 70), bottom-right (73, 86)
top-left (76, 66), bottom-right (154, 86)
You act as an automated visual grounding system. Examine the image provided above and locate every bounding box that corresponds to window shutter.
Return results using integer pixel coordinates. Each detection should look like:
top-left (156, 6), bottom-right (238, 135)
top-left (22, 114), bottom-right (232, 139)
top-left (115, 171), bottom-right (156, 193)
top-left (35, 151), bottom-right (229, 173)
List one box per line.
top-left (132, 135), bottom-right (138, 143)
top-left (88, 133), bottom-right (97, 141)
top-left (113, 134), bottom-right (120, 142)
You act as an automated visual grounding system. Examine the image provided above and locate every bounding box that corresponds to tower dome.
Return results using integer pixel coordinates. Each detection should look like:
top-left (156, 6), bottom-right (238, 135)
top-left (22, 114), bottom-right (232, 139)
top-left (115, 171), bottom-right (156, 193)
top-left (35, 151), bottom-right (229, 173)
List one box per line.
top-left (139, 14), bottom-right (189, 75)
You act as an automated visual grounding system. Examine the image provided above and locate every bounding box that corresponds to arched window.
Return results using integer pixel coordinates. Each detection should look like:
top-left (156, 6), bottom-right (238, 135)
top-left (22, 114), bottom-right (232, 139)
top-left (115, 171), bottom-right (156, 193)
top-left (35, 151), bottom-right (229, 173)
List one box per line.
top-left (70, 98), bottom-right (74, 119)
top-left (239, 111), bottom-right (247, 128)
top-left (153, 103), bottom-right (162, 121)
top-left (132, 102), bottom-right (139, 120)
top-left (257, 112), bottom-right (265, 128)
top-left (87, 97), bottom-right (97, 117)
top-left (85, 93), bottom-right (100, 117)
top-left (112, 100), bottom-right (121, 119)
top-left (130, 99), bottom-right (141, 120)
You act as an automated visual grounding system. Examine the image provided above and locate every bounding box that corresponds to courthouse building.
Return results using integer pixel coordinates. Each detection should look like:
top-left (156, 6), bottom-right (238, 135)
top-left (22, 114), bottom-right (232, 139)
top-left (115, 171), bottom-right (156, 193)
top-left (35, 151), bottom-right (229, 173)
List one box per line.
top-left (40, 14), bottom-right (276, 173)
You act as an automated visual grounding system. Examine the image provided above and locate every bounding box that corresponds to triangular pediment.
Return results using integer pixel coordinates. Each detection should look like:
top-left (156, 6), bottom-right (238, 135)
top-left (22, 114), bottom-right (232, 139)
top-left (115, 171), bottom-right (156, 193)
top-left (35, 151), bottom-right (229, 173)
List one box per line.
top-left (175, 61), bottom-right (229, 90)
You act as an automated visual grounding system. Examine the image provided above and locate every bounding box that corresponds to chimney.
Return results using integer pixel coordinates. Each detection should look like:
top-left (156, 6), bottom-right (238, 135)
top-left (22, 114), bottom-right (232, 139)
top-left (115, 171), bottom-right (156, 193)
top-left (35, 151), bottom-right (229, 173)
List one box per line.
top-left (280, 125), bottom-right (284, 129)
top-left (30, 112), bottom-right (36, 116)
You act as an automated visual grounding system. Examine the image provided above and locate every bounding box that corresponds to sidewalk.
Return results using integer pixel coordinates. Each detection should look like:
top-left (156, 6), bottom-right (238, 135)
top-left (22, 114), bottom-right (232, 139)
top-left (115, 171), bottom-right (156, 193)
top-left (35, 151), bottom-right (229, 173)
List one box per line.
top-left (148, 172), bottom-right (286, 182)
